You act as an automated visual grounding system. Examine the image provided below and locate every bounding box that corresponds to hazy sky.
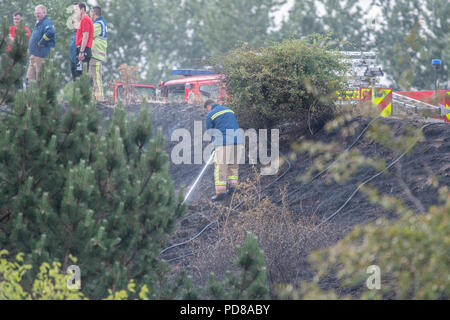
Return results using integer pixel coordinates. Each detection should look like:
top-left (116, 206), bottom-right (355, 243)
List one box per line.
top-left (273, 0), bottom-right (375, 26)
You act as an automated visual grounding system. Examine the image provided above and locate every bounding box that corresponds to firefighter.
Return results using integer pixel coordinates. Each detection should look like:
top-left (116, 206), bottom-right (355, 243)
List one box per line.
top-left (89, 6), bottom-right (107, 102)
top-left (204, 99), bottom-right (244, 201)
top-left (27, 5), bottom-right (55, 84)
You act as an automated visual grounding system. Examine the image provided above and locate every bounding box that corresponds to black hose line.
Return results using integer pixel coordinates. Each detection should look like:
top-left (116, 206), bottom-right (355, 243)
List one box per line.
top-left (161, 119), bottom-right (440, 263)
top-left (314, 122), bottom-right (436, 228)
top-left (277, 116), bottom-right (381, 206)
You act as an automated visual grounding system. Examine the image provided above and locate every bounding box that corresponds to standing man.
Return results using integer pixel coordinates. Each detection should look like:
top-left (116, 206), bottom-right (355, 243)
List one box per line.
top-left (204, 99), bottom-right (244, 201)
top-left (27, 5), bottom-right (55, 84)
top-left (74, 2), bottom-right (93, 78)
top-left (89, 6), bottom-right (107, 102)
top-left (8, 11), bottom-right (31, 51)
top-left (9, 12), bottom-right (31, 89)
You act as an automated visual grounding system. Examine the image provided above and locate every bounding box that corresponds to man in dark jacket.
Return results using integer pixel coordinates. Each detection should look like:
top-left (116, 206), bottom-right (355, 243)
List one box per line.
top-left (204, 99), bottom-right (244, 201)
top-left (26, 5), bottom-right (55, 83)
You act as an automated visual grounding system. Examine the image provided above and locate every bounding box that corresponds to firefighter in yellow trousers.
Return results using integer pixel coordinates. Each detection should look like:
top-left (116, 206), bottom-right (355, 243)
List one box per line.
top-left (89, 6), bottom-right (107, 102)
top-left (204, 99), bottom-right (244, 202)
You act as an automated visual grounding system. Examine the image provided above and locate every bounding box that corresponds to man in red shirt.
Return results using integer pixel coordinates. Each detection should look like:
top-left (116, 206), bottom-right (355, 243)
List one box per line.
top-left (74, 2), bottom-right (94, 78)
top-left (8, 11), bottom-right (31, 51)
top-left (9, 11), bottom-right (31, 89)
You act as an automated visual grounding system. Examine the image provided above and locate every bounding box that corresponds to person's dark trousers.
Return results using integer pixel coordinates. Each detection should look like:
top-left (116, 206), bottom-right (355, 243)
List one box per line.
top-left (15, 77), bottom-right (24, 90)
top-left (74, 47), bottom-right (92, 80)
top-left (71, 60), bottom-right (81, 80)
top-left (15, 81), bottom-right (23, 90)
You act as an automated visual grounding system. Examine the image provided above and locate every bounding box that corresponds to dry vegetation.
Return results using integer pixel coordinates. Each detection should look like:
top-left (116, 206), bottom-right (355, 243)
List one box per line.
top-left (184, 169), bottom-right (340, 296)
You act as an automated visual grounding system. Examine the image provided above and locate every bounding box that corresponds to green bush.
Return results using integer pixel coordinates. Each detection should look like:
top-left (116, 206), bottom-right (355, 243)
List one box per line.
top-left (215, 35), bottom-right (347, 131)
top-left (0, 232), bottom-right (269, 300)
top-left (0, 250), bottom-right (87, 300)
top-left (0, 249), bottom-right (156, 300)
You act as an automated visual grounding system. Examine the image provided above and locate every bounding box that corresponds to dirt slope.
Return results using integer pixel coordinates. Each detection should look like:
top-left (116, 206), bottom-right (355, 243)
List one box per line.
top-left (98, 102), bottom-right (450, 294)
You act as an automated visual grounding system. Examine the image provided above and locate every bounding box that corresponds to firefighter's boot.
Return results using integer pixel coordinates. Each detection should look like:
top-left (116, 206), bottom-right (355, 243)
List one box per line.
top-left (211, 193), bottom-right (226, 202)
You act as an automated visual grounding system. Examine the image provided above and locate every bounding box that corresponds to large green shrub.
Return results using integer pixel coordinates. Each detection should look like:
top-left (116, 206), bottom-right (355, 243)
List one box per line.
top-left (215, 35), bottom-right (347, 130)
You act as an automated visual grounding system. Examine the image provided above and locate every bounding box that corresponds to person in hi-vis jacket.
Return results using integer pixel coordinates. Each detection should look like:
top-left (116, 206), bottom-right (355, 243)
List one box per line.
top-left (204, 99), bottom-right (244, 202)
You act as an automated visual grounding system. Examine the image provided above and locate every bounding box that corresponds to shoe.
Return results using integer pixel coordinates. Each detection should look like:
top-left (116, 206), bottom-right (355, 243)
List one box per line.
top-left (226, 187), bottom-right (236, 195)
top-left (211, 193), bottom-right (226, 202)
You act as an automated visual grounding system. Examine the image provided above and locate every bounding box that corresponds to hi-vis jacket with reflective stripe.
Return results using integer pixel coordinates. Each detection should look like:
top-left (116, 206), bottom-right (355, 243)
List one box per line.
top-left (92, 17), bottom-right (107, 61)
top-left (29, 16), bottom-right (55, 58)
top-left (206, 104), bottom-right (244, 147)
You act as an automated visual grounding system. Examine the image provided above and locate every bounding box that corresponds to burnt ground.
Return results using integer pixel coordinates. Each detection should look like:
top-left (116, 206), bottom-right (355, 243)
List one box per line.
top-left (98, 102), bottom-right (450, 297)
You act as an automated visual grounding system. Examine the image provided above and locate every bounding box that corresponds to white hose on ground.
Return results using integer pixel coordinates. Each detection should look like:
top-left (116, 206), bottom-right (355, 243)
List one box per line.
top-left (182, 151), bottom-right (215, 205)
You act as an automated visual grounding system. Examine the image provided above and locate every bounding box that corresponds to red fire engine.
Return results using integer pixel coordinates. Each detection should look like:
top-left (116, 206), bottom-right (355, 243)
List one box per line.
top-left (159, 70), bottom-right (228, 104)
top-left (161, 68), bottom-right (449, 122)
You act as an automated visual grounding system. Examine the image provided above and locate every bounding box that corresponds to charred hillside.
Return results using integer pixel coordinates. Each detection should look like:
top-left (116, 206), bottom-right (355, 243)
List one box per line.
top-left (98, 102), bottom-right (450, 295)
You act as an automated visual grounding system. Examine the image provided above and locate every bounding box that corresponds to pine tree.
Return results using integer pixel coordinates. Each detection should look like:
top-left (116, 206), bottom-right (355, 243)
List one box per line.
top-left (371, 0), bottom-right (427, 90)
top-left (278, 0), bottom-right (366, 50)
top-left (0, 45), bottom-right (185, 298)
top-left (206, 232), bottom-right (270, 300)
top-left (185, 0), bottom-right (285, 58)
top-left (365, 0), bottom-right (450, 90)
top-left (277, 0), bottom-right (325, 40)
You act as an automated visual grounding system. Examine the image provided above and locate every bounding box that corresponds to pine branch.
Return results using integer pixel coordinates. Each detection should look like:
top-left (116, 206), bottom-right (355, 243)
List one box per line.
top-left (57, 118), bottom-right (76, 155)
top-left (138, 167), bottom-right (155, 197)
top-left (0, 211), bottom-right (11, 223)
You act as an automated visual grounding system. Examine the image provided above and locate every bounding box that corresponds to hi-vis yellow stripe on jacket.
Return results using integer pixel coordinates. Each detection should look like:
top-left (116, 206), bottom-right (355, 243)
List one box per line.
top-left (205, 104), bottom-right (244, 147)
top-left (92, 17), bottom-right (107, 61)
top-left (445, 91), bottom-right (450, 122)
top-left (211, 109), bottom-right (234, 120)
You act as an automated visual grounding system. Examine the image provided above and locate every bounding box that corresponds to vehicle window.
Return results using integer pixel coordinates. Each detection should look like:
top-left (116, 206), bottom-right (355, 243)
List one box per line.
top-left (199, 84), bottom-right (219, 99)
top-left (135, 86), bottom-right (156, 101)
top-left (117, 85), bottom-right (156, 103)
top-left (167, 84), bottom-right (186, 99)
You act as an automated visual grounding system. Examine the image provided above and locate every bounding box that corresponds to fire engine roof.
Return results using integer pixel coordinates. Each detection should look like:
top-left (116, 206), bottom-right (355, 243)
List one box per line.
top-left (162, 74), bottom-right (224, 86)
top-left (114, 82), bottom-right (156, 88)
